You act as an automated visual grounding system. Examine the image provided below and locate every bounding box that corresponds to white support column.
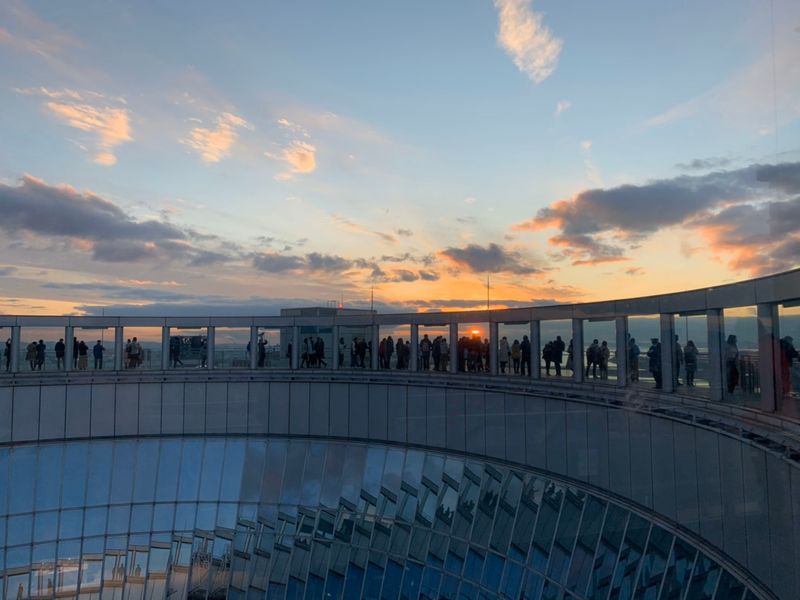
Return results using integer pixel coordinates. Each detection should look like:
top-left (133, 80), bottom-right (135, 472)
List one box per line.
top-left (410, 324), bottom-right (419, 372)
top-left (707, 309), bottom-right (725, 401)
top-left (10, 325), bottom-right (20, 373)
top-left (206, 326), bottom-right (215, 369)
top-left (64, 325), bottom-right (74, 372)
top-left (530, 321), bottom-right (541, 379)
top-left (757, 303), bottom-right (780, 413)
top-left (449, 322), bottom-right (459, 374)
top-left (249, 326), bottom-right (259, 370)
top-left (615, 316), bottom-right (629, 388)
top-left (114, 326), bottom-right (124, 371)
top-left (572, 318), bottom-right (584, 383)
top-left (489, 321), bottom-right (499, 375)
top-left (161, 326), bottom-right (170, 370)
top-left (371, 324), bottom-right (380, 370)
top-left (332, 325), bottom-right (340, 371)
top-left (660, 314), bottom-right (675, 393)
top-left (291, 325), bottom-right (299, 369)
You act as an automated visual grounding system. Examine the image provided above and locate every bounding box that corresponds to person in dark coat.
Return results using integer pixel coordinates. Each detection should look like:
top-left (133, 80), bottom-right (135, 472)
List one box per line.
top-left (55, 338), bottom-right (66, 370)
top-left (552, 336), bottom-right (565, 376)
top-left (647, 338), bottom-right (662, 389)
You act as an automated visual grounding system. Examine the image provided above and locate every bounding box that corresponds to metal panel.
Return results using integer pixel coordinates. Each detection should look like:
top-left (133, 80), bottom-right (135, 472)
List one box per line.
top-left (161, 382), bottom-right (184, 435)
top-left (504, 394), bottom-right (525, 465)
top-left (607, 408), bottom-right (631, 498)
top-left (183, 381), bottom-right (206, 434)
top-left (707, 280), bottom-right (756, 308)
top-left (694, 428), bottom-right (724, 549)
top-left (268, 381), bottom-right (290, 435)
top-left (289, 381), bottom-right (310, 436)
top-left (38, 385), bottom-right (66, 440)
top-left (628, 412), bottom-right (653, 508)
top-left (406, 386), bottom-right (427, 446)
top-left (348, 383), bottom-right (369, 438)
top-left (248, 381), bottom-right (270, 435)
top-left (718, 434), bottom-right (747, 563)
top-left (114, 384), bottom-right (138, 436)
top-left (12, 385), bottom-right (40, 441)
top-left (658, 289), bottom-right (707, 314)
top-left (386, 383), bottom-right (407, 443)
top-left (564, 400), bottom-right (588, 482)
top-left (672, 422), bottom-right (700, 533)
top-left (585, 404), bottom-right (609, 489)
top-left (329, 382), bottom-right (349, 438)
top-left (445, 388), bottom-right (465, 452)
top-left (205, 382), bottom-right (227, 434)
top-left (765, 454), bottom-right (795, 600)
top-left (137, 382), bottom-right (162, 435)
top-left (0, 387), bottom-right (11, 442)
top-left (425, 386), bottom-right (446, 449)
top-left (368, 384), bottom-right (389, 441)
top-left (650, 418), bottom-right (676, 521)
top-left (524, 395), bottom-right (546, 470)
top-left (226, 382), bottom-right (248, 434)
top-left (465, 390), bottom-right (486, 456)
top-left (485, 391), bottom-right (506, 461)
top-left (308, 382), bottom-right (330, 437)
top-left (791, 467), bottom-right (800, 600)
top-left (740, 444), bottom-right (771, 588)
top-left (545, 397), bottom-right (567, 475)
top-left (90, 383), bottom-right (115, 437)
top-left (65, 383), bottom-right (91, 438)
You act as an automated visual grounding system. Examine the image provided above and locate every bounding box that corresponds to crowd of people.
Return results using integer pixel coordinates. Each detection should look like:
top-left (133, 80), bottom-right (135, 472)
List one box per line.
top-left (1, 329), bottom-right (798, 400)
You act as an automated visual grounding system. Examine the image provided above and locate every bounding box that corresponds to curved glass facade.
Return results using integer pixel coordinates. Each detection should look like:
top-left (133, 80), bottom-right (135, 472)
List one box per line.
top-left (0, 438), bottom-right (759, 600)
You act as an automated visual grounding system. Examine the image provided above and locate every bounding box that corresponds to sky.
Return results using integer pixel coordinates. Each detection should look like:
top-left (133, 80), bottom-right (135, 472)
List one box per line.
top-left (0, 0), bottom-right (798, 316)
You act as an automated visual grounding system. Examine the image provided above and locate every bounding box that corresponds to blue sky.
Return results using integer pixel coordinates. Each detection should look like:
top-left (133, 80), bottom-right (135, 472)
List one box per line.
top-left (0, 0), bottom-right (798, 314)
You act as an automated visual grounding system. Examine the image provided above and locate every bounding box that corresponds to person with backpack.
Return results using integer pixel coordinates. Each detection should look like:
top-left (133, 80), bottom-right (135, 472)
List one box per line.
top-left (586, 339), bottom-right (600, 379)
top-left (628, 337), bottom-right (641, 382)
top-left (420, 334), bottom-right (432, 370)
top-left (599, 341), bottom-right (610, 380)
top-left (93, 340), bottom-right (105, 369)
top-left (499, 336), bottom-right (510, 374)
top-left (520, 335), bottom-right (531, 376)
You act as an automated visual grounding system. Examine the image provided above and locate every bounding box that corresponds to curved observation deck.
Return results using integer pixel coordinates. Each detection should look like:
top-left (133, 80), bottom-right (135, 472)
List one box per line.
top-left (1, 269), bottom-right (799, 600)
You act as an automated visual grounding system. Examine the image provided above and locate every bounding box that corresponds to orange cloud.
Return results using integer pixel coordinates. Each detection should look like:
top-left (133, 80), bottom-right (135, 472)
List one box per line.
top-left (268, 140), bottom-right (317, 180)
top-left (182, 112), bottom-right (249, 163)
top-left (43, 100), bottom-right (131, 165)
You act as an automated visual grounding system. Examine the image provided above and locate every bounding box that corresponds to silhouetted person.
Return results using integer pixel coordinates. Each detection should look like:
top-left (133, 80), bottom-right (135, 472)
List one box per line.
top-left (338, 337), bottom-right (345, 367)
top-left (673, 334), bottom-right (683, 386)
top-left (542, 341), bottom-right (552, 375)
top-left (599, 340), bottom-right (610, 380)
top-left (77, 340), bottom-right (89, 370)
top-left (725, 334), bottom-right (739, 394)
top-left (170, 336), bottom-right (183, 368)
top-left (26, 340), bottom-right (37, 370)
top-left (683, 340), bottom-right (698, 386)
top-left (36, 339), bottom-right (46, 370)
top-left (520, 335), bottom-right (531, 375)
top-left (511, 339), bottom-right (521, 374)
top-left (647, 338), bottom-right (662, 389)
top-left (553, 336), bottom-right (565, 376)
top-left (499, 336), bottom-right (510, 374)
top-left (586, 339), bottom-right (600, 379)
top-left (91, 340), bottom-right (105, 370)
top-left (628, 337), bottom-right (640, 382)
top-left (300, 338), bottom-right (309, 368)
top-left (73, 336), bottom-right (78, 369)
top-left (201, 339), bottom-right (208, 368)
top-left (257, 339), bottom-right (266, 367)
top-left (4, 338), bottom-right (11, 371)
top-left (55, 338), bottom-right (65, 370)
top-left (315, 336), bottom-right (326, 367)
top-left (420, 334), bottom-right (431, 370)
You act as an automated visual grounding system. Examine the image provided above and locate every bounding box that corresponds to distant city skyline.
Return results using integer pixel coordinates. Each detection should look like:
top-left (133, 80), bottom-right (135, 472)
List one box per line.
top-left (0, 0), bottom-right (798, 315)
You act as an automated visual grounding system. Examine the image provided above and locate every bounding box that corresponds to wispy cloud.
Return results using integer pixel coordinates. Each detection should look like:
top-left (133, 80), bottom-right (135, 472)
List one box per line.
top-left (182, 112), bottom-right (249, 163)
top-left (555, 100), bottom-right (571, 117)
top-left (331, 214), bottom-right (397, 243)
top-left (17, 87), bottom-right (132, 165)
top-left (493, 0), bottom-right (562, 84)
top-left (269, 141), bottom-right (317, 180)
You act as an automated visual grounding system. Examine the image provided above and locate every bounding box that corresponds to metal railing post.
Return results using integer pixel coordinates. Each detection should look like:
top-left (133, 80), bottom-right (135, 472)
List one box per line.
top-left (250, 325), bottom-right (259, 370)
top-left (161, 326), bottom-right (171, 370)
top-left (10, 325), bottom-right (20, 373)
top-left (114, 326), bottom-right (124, 371)
top-left (64, 325), bottom-right (74, 372)
top-left (757, 303), bottom-right (780, 413)
top-left (489, 321), bottom-right (499, 375)
top-left (572, 318), bottom-right (584, 383)
top-left (206, 326), bottom-right (215, 370)
top-left (707, 309), bottom-right (725, 401)
top-left (530, 320), bottom-right (541, 379)
top-left (409, 324), bottom-right (419, 372)
top-left (615, 316), bottom-right (629, 387)
top-left (449, 322), bottom-right (459, 374)
top-left (660, 314), bottom-right (675, 392)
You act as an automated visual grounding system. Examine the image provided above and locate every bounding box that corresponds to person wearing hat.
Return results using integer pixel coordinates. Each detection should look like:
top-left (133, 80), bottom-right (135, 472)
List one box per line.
top-left (780, 336), bottom-right (798, 397)
top-left (647, 337), bottom-right (662, 389)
